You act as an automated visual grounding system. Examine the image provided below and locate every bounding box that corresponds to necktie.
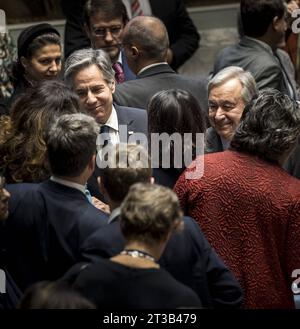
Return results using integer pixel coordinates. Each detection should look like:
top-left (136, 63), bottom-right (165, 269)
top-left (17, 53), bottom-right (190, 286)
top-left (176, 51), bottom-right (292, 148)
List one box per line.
top-left (84, 188), bottom-right (93, 203)
top-left (100, 124), bottom-right (111, 147)
top-left (130, 0), bottom-right (143, 17)
top-left (112, 62), bottom-right (125, 84)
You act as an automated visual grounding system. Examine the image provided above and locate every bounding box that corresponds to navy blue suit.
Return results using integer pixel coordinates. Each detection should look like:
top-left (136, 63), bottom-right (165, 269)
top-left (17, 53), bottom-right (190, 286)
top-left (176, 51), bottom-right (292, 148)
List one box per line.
top-left (87, 103), bottom-right (148, 199)
top-left (79, 215), bottom-right (243, 308)
top-left (1, 180), bottom-right (108, 291)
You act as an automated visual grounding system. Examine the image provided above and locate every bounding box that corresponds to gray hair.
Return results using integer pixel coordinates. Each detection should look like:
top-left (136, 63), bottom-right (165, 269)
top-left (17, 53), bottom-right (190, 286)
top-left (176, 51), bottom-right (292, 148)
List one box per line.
top-left (120, 183), bottom-right (183, 246)
top-left (64, 48), bottom-right (115, 88)
top-left (123, 16), bottom-right (169, 61)
top-left (45, 113), bottom-right (99, 177)
top-left (231, 88), bottom-right (300, 163)
top-left (208, 66), bottom-right (257, 104)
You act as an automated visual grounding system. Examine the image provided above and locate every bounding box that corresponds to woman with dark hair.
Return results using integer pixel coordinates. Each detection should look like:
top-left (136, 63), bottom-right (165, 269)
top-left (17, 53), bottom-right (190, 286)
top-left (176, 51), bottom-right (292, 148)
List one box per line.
top-left (0, 80), bottom-right (81, 183)
top-left (148, 89), bottom-right (206, 188)
top-left (73, 183), bottom-right (202, 309)
top-left (9, 23), bottom-right (62, 105)
top-left (175, 88), bottom-right (300, 308)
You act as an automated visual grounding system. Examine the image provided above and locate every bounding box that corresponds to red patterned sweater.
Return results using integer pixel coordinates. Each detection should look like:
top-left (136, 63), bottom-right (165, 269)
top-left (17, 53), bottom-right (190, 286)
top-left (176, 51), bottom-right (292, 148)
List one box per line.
top-left (174, 150), bottom-right (300, 309)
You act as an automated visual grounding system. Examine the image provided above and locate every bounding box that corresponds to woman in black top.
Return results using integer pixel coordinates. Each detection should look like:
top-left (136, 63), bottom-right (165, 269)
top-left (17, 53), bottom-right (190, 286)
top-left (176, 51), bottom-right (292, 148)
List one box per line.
top-left (9, 23), bottom-right (62, 107)
top-left (74, 183), bottom-right (201, 309)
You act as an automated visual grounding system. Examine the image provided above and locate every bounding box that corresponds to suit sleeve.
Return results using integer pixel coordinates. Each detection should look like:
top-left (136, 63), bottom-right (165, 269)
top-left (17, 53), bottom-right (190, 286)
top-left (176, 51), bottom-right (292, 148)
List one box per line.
top-left (169, 0), bottom-right (200, 70)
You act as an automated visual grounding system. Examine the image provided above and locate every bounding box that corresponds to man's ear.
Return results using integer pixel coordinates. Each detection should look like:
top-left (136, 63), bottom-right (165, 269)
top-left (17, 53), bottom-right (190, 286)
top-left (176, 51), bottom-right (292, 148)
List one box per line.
top-left (84, 22), bottom-right (92, 39)
top-left (272, 16), bottom-right (282, 31)
top-left (110, 79), bottom-right (116, 94)
top-left (97, 176), bottom-right (106, 196)
top-left (130, 46), bottom-right (140, 59)
top-left (89, 154), bottom-right (96, 172)
top-left (150, 176), bottom-right (155, 184)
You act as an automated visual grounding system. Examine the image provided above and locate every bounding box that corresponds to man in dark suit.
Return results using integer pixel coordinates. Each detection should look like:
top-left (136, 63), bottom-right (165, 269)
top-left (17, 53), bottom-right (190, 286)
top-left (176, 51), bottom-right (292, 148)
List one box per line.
top-left (1, 113), bottom-right (108, 292)
top-left (64, 48), bottom-right (148, 198)
top-left (213, 0), bottom-right (296, 100)
top-left (206, 66), bottom-right (257, 154)
top-left (61, 0), bottom-right (199, 71)
top-left (69, 144), bottom-right (243, 308)
top-left (113, 15), bottom-right (208, 111)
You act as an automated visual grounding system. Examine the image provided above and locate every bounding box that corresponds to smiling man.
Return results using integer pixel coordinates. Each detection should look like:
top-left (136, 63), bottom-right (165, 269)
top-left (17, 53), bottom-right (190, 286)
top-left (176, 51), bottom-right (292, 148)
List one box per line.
top-left (206, 66), bottom-right (257, 153)
top-left (64, 48), bottom-right (147, 198)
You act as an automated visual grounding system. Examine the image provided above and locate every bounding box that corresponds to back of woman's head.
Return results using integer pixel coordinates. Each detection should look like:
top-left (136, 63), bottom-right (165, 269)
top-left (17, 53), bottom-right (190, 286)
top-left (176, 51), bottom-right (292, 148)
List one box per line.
top-left (18, 281), bottom-right (95, 309)
top-left (10, 80), bottom-right (82, 132)
top-left (148, 89), bottom-right (206, 168)
top-left (0, 80), bottom-right (81, 183)
top-left (148, 89), bottom-right (206, 135)
top-left (120, 183), bottom-right (183, 246)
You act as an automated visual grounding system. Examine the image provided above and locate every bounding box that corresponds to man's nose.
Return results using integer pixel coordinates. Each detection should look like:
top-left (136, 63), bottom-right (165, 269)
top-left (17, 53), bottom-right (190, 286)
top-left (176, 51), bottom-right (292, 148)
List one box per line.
top-left (1, 188), bottom-right (10, 202)
top-left (86, 90), bottom-right (97, 104)
top-left (104, 30), bottom-right (114, 42)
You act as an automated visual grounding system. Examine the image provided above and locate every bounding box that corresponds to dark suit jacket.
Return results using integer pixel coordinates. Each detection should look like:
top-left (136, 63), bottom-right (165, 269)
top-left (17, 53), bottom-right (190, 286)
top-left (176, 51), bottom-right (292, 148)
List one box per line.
top-left (1, 180), bottom-right (108, 291)
top-left (205, 127), bottom-right (224, 154)
top-left (61, 0), bottom-right (200, 69)
top-left (114, 63), bottom-right (208, 112)
top-left (78, 215), bottom-right (243, 308)
top-left (87, 103), bottom-right (148, 199)
top-left (213, 36), bottom-right (297, 99)
top-left (150, 0), bottom-right (200, 69)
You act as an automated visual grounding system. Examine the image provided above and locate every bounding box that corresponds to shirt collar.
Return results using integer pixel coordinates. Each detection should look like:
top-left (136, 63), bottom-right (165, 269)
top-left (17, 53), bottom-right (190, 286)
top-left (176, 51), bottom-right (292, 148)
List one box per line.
top-left (101, 105), bottom-right (119, 132)
top-left (117, 51), bottom-right (123, 65)
top-left (137, 62), bottom-right (168, 76)
top-left (50, 176), bottom-right (86, 195)
top-left (108, 207), bottom-right (121, 224)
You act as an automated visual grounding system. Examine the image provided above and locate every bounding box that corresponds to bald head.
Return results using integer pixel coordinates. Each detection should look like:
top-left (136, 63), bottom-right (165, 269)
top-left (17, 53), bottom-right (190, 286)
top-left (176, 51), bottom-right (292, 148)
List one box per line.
top-left (122, 16), bottom-right (169, 61)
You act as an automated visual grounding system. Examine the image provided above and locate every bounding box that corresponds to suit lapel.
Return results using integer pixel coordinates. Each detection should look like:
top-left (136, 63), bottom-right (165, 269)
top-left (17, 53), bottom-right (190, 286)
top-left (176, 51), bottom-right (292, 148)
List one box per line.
top-left (115, 103), bottom-right (134, 143)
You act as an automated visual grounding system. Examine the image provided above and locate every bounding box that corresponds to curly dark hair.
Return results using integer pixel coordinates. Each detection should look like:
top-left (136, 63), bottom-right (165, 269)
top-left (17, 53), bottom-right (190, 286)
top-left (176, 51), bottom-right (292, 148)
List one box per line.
top-left (0, 80), bottom-right (82, 183)
top-left (230, 88), bottom-right (300, 163)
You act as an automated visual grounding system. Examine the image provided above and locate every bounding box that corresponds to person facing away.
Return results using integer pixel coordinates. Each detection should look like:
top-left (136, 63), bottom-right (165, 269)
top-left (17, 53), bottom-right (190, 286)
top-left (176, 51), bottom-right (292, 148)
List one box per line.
top-left (73, 182), bottom-right (202, 309)
top-left (2, 113), bottom-right (108, 292)
top-left (174, 88), bottom-right (300, 308)
top-left (64, 144), bottom-right (243, 308)
top-left (113, 15), bottom-right (208, 111)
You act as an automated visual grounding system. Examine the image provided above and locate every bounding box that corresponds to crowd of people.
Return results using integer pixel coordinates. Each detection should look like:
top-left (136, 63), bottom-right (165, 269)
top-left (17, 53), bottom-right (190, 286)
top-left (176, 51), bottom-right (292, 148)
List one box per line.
top-left (0, 0), bottom-right (299, 310)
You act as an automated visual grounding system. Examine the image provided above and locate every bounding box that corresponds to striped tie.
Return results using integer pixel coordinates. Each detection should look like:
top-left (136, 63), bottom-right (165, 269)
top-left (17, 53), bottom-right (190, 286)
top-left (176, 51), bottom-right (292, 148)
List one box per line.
top-left (131, 0), bottom-right (143, 17)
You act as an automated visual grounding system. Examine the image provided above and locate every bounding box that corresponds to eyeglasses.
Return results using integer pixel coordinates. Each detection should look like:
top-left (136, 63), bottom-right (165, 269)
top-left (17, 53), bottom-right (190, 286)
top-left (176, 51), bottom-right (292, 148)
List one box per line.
top-left (92, 26), bottom-right (123, 38)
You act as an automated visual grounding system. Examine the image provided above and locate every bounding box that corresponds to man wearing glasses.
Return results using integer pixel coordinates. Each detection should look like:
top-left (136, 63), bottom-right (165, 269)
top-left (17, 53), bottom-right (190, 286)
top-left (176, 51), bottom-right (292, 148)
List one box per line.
top-left (83, 0), bottom-right (136, 82)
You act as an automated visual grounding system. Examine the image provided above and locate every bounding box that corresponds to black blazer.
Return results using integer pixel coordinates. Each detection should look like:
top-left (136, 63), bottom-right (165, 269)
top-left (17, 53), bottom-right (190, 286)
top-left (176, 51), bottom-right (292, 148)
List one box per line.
top-left (114, 63), bottom-right (208, 113)
top-left (79, 215), bottom-right (243, 308)
top-left (1, 180), bottom-right (108, 291)
top-left (213, 36), bottom-right (297, 99)
top-left (61, 0), bottom-right (200, 69)
top-left (87, 104), bottom-right (148, 199)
